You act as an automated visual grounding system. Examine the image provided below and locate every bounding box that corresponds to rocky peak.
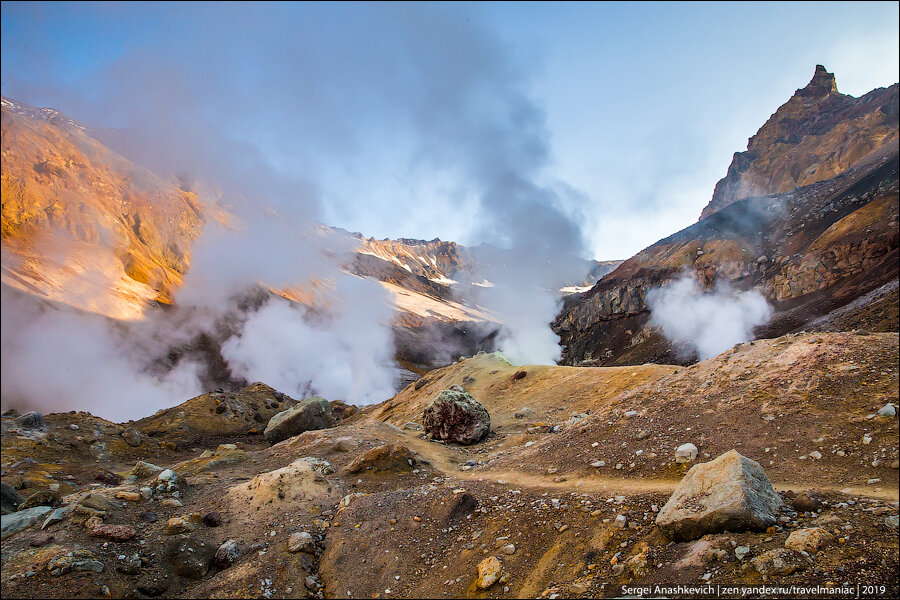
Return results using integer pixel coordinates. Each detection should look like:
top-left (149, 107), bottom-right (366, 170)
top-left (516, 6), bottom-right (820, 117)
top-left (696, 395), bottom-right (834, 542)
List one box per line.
top-left (699, 66), bottom-right (898, 220)
top-left (797, 64), bottom-right (838, 98)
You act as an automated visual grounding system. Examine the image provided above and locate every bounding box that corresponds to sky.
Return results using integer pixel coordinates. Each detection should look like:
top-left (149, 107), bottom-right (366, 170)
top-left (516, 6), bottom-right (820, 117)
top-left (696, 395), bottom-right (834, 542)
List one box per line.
top-left (2, 1), bottom-right (898, 261)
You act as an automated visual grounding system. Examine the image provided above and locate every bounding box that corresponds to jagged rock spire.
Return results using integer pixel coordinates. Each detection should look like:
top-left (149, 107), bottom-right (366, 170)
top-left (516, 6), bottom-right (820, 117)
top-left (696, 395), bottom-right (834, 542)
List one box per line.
top-left (798, 64), bottom-right (838, 97)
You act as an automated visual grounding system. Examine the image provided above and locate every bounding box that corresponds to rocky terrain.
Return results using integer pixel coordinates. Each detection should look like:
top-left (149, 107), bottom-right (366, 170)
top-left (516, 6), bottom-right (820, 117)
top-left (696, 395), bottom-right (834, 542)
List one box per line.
top-left (2, 331), bottom-right (897, 599)
top-left (555, 66), bottom-right (899, 367)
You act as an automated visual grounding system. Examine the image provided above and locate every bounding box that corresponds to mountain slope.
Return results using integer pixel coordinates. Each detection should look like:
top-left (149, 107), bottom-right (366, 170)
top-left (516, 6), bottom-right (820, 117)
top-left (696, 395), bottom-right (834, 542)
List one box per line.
top-left (1, 96), bottom-right (208, 318)
top-left (555, 67), bottom-right (899, 367)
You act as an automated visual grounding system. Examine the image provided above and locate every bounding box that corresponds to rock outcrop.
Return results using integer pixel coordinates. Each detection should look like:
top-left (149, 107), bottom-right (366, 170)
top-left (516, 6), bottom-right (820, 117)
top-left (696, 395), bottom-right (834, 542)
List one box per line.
top-left (656, 450), bottom-right (783, 541)
top-left (701, 66), bottom-right (898, 219)
top-left (423, 387), bottom-right (491, 445)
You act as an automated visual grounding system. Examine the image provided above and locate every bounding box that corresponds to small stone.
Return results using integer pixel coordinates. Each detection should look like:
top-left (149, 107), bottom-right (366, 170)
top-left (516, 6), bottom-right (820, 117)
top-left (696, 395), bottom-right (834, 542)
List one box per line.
top-left (674, 443), bottom-right (698, 464)
top-left (287, 531), bottom-right (316, 553)
top-left (502, 543), bottom-right (516, 555)
top-left (734, 545), bottom-right (750, 560)
top-left (91, 524), bottom-right (136, 542)
top-left (877, 404), bottom-right (896, 417)
top-left (215, 539), bottom-right (242, 568)
top-left (785, 527), bottom-right (834, 552)
top-left (475, 556), bottom-right (503, 589)
top-left (613, 514), bottom-right (627, 529)
top-left (203, 512), bottom-right (223, 527)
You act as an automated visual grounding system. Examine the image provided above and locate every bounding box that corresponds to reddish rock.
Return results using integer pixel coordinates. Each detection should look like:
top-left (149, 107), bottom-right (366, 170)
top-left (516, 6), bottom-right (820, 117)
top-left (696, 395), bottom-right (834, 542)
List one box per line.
top-left (90, 524), bottom-right (136, 542)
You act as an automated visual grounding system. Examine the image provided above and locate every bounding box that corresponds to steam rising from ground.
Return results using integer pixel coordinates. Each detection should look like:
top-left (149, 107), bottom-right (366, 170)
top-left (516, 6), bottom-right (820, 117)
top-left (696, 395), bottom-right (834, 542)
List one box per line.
top-left (1, 3), bottom-right (591, 419)
top-left (647, 274), bottom-right (773, 360)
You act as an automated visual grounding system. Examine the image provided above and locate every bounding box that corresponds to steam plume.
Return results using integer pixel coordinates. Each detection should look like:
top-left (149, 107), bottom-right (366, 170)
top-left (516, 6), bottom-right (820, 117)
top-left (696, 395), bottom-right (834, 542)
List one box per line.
top-left (646, 273), bottom-right (773, 360)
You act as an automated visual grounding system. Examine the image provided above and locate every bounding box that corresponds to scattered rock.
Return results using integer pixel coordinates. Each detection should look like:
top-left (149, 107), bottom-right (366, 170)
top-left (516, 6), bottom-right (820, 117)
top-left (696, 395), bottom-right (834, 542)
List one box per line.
top-left (163, 514), bottom-right (203, 535)
top-left (877, 403), bottom-right (896, 417)
top-left (791, 492), bottom-right (822, 513)
top-left (156, 469), bottom-right (184, 492)
top-left (203, 511), bottom-right (222, 527)
top-left (215, 539), bottom-right (242, 568)
top-left (139, 511), bottom-right (159, 523)
top-left (90, 524), bottom-right (136, 542)
top-left (656, 450), bottom-right (782, 541)
top-left (264, 396), bottom-right (336, 444)
top-left (287, 531), bottom-right (316, 553)
top-left (512, 370), bottom-right (527, 380)
top-left (475, 555), bottom-right (503, 589)
top-left (165, 537), bottom-right (215, 579)
top-left (750, 548), bottom-right (810, 576)
top-left (129, 461), bottom-right (164, 479)
top-left (884, 515), bottom-right (899, 530)
top-left (423, 388), bottom-right (491, 445)
top-left (347, 444), bottom-right (417, 474)
top-left (674, 443), bottom-right (698, 463)
top-left (502, 543), bottom-right (516, 555)
top-left (785, 527), bottom-right (834, 553)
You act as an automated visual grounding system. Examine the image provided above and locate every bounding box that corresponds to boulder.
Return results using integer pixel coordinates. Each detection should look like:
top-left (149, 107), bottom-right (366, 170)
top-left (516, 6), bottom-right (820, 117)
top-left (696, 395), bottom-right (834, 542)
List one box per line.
top-left (655, 450), bottom-right (782, 541)
top-left (165, 537), bottom-right (215, 579)
top-left (423, 388), bottom-right (491, 445)
top-left (1, 506), bottom-right (53, 539)
top-left (19, 489), bottom-right (59, 509)
top-left (1, 482), bottom-right (25, 515)
top-left (215, 539), bottom-right (241, 568)
top-left (121, 427), bottom-right (143, 447)
top-left (264, 396), bottom-right (335, 444)
top-left (90, 524), bottom-right (136, 542)
top-left (287, 531), bottom-right (316, 553)
top-left (14, 411), bottom-right (44, 429)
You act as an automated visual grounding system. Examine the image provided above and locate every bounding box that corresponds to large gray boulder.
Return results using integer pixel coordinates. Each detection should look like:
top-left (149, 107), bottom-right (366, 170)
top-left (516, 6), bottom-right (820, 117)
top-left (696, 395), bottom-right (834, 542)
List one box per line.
top-left (1, 505), bottom-right (53, 539)
top-left (656, 450), bottom-right (782, 541)
top-left (423, 387), bottom-right (490, 445)
top-left (264, 396), bottom-right (335, 444)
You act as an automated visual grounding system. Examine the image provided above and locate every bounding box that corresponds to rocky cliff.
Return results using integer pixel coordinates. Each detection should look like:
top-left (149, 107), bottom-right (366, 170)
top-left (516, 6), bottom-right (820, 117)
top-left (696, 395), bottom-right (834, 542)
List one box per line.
top-left (700, 65), bottom-right (898, 219)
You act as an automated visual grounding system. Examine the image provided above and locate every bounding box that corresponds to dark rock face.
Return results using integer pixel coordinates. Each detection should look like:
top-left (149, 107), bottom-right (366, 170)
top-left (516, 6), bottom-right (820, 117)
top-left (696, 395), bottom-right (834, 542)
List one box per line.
top-left (165, 537), bottom-right (215, 579)
top-left (423, 388), bottom-right (490, 445)
top-left (263, 396), bottom-right (336, 444)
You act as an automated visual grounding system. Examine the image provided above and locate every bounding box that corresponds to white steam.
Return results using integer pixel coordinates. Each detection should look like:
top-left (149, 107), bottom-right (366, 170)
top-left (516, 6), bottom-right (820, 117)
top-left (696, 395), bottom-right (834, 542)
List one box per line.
top-left (220, 275), bottom-right (396, 405)
top-left (646, 274), bottom-right (773, 360)
top-left (1, 287), bottom-right (203, 422)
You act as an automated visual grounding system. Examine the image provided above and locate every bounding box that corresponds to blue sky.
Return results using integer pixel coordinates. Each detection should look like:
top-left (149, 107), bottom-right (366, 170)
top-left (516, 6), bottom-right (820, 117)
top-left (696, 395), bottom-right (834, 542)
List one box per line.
top-left (2, 1), bottom-right (898, 260)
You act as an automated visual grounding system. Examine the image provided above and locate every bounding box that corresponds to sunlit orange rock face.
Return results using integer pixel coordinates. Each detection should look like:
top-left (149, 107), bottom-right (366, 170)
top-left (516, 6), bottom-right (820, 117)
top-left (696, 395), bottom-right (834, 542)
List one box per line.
top-left (701, 65), bottom-right (898, 220)
top-left (1, 97), bottom-right (206, 317)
